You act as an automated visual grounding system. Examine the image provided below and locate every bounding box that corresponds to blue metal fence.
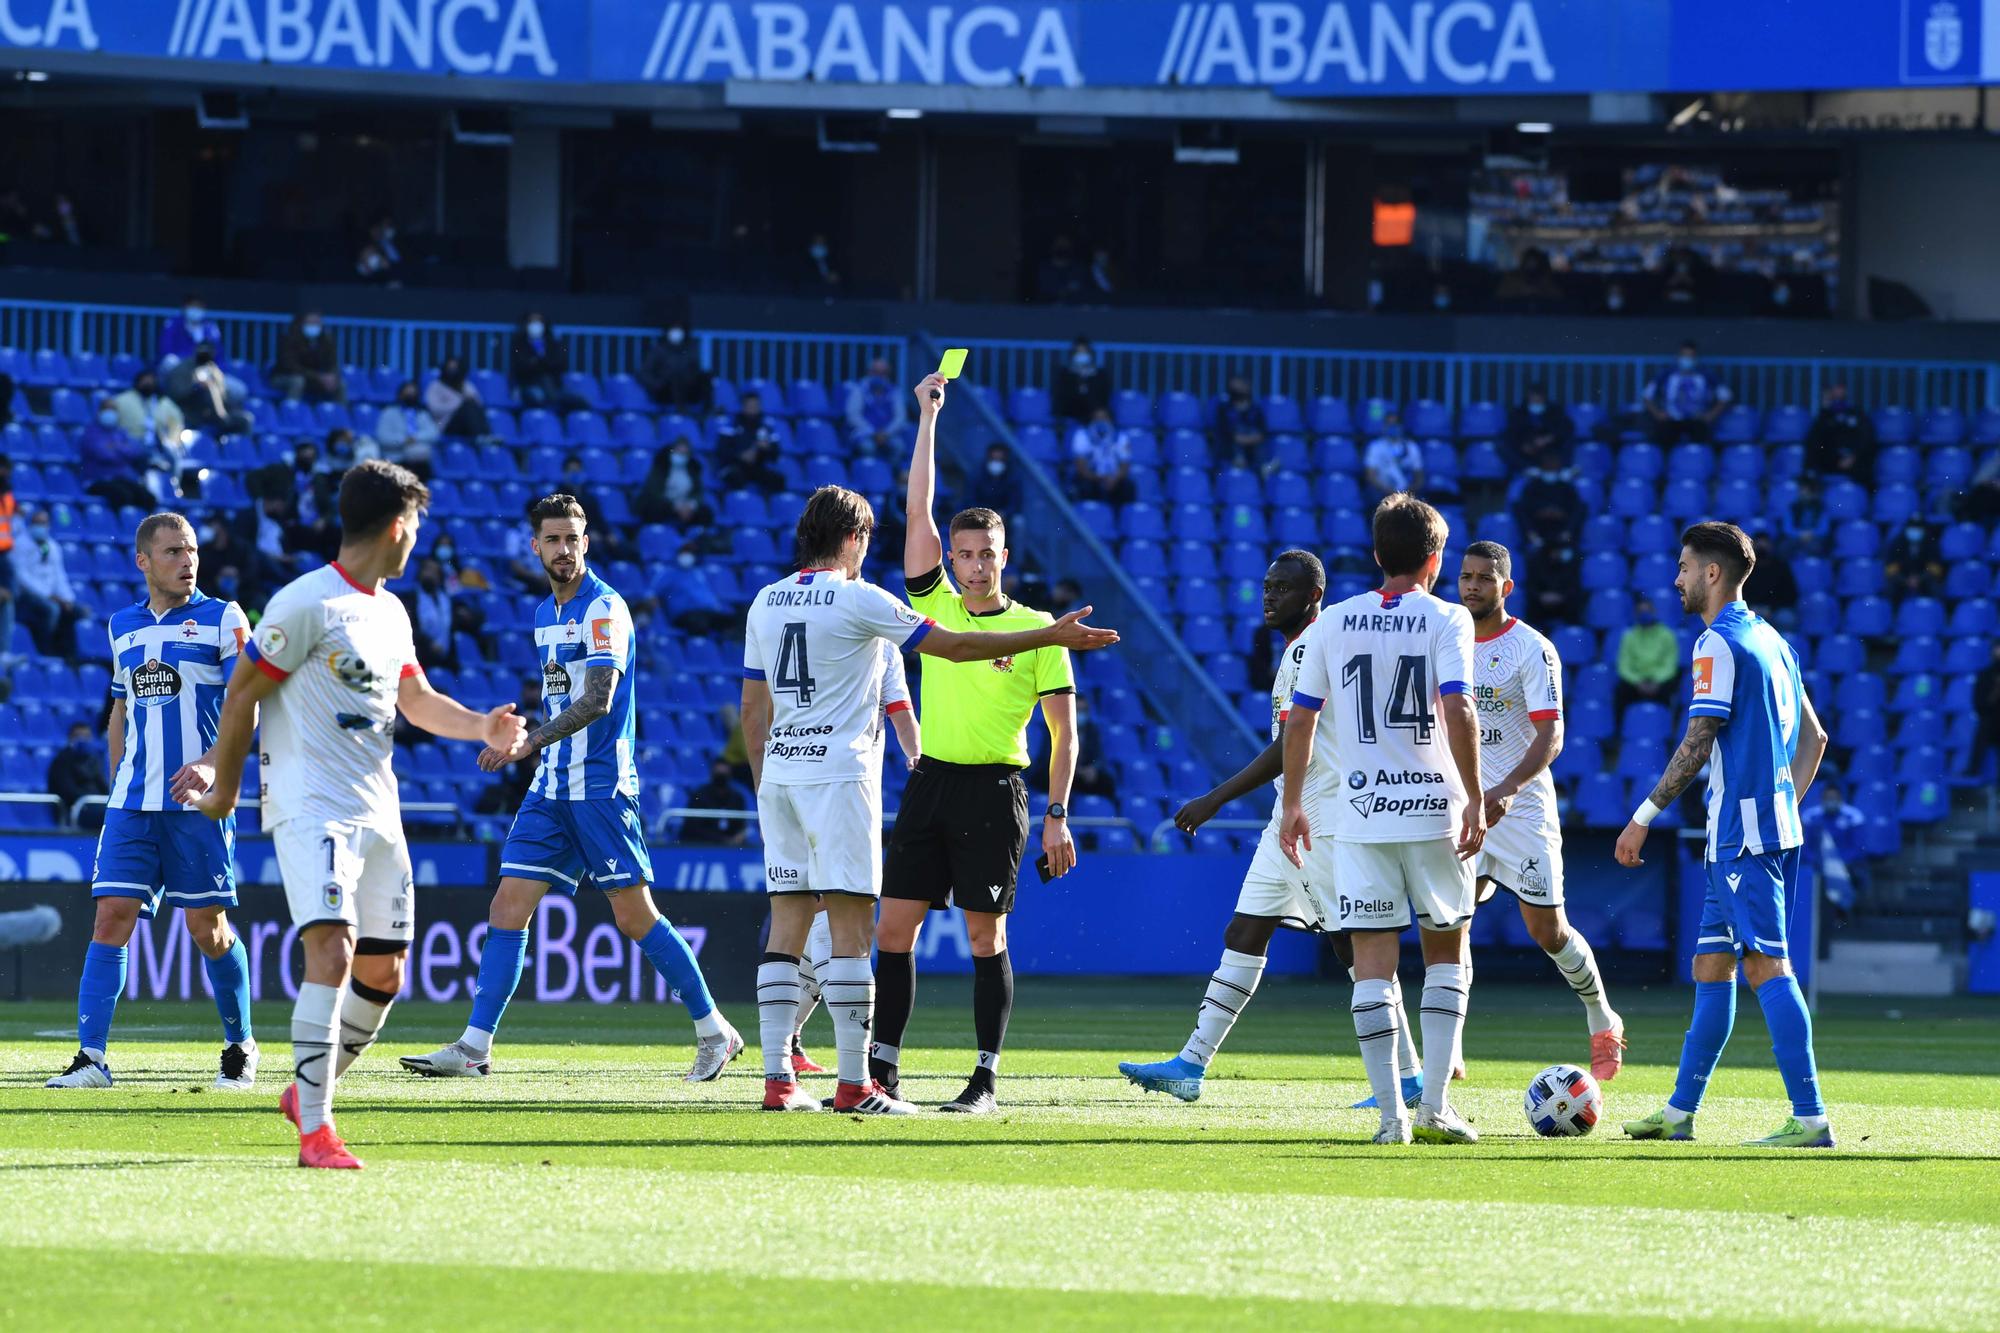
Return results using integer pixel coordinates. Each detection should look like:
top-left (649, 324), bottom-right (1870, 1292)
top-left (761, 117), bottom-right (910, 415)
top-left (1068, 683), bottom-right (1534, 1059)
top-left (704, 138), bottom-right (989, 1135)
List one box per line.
top-left (0, 299), bottom-right (904, 395)
top-left (949, 338), bottom-right (2000, 418)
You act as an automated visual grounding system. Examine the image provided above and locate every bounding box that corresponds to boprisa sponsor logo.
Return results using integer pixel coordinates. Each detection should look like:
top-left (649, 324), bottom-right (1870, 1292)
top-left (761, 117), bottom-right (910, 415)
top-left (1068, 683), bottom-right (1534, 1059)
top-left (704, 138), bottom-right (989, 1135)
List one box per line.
top-left (766, 742), bottom-right (830, 760)
top-left (1339, 893), bottom-right (1396, 916)
top-left (1349, 793), bottom-right (1452, 819)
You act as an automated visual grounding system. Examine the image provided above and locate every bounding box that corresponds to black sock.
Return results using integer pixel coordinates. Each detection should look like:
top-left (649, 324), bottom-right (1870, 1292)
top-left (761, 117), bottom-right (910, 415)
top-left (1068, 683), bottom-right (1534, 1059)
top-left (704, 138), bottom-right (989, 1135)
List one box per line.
top-left (970, 950), bottom-right (1013, 1092)
top-left (871, 950), bottom-right (916, 1086)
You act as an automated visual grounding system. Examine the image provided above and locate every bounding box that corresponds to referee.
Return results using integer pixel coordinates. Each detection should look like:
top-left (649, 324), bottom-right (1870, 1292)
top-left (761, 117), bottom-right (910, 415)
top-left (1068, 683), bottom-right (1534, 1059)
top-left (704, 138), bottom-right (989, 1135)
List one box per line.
top-left (871, 370), bottom-right (1080, 1114)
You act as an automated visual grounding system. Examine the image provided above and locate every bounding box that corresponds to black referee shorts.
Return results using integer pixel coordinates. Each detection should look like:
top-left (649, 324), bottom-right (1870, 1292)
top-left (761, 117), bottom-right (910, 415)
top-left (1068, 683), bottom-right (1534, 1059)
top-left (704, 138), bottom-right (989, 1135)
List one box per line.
top-left (883, 758), bottom-right (1030, 915)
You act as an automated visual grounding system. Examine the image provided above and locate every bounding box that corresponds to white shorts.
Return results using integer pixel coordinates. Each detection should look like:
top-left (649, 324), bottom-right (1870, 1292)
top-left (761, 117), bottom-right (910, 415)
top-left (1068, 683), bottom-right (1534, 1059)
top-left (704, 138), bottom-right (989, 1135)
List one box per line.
top-left (1309, 838), bottom-right (1475, 932)
top-left (273, 818), bottom-right (415, 945)
top-left (759, 779), bottom-right (882, 899)
top-left (1236, 824), bottom-right (1332, 931)
top-left (1476, 816), bottom-right (1565, 907)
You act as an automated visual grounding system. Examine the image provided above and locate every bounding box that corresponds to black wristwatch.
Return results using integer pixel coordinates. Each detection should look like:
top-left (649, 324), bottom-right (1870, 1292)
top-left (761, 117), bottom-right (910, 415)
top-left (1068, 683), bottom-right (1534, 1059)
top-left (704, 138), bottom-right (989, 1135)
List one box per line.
top-left (1047, 802), bottom-right (1068, 821)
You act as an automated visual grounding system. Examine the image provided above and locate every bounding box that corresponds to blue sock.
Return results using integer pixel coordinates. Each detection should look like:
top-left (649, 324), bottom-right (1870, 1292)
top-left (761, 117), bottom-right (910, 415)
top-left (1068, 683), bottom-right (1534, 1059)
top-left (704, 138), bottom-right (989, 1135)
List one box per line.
top-left (1756, 974), bottom-right (1826, 1118)
top-left (1670, 979), bottom-right (1737, 1115)
top-left (639, 919), bottom-right (715, 1021)
top-left (468, 927), bottom-right (529, 1038)
top-left (202, 937), bottom-right (253, 1046)
top-left (77, 942), bottom-right (127, 1057)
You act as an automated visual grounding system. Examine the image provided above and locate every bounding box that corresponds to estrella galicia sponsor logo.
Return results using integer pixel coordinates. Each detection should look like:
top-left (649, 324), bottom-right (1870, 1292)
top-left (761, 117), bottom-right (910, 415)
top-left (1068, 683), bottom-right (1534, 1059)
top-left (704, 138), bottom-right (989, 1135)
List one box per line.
top-left (131, 658), bottom-right (183, 706)
top-left (1347, 769), bottom-right (1367, 790)
top-left (542, 658), bottom-right (572, 697)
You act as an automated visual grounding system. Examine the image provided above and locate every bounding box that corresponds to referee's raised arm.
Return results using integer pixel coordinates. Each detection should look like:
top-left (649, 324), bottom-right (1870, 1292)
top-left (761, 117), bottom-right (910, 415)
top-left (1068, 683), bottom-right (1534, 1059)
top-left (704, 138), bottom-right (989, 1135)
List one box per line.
top-left (905, 372), bottom-right (949, 580)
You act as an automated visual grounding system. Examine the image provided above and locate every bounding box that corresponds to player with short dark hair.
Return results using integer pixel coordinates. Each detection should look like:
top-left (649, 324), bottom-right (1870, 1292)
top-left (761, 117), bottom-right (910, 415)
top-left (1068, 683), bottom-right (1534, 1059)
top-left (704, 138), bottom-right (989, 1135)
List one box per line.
top-left (1457, 540), bottom-right (1625, 1082)
top-left (46, 513), bottom-right (257, 1091)
top-left (400, 492), bottom-right (741, 1082)
top-left (186, 460), bottom-right (529, 1168)
top-left (871, 374), bottom-right (1085, 1114)
top-left (1120, 549), bottom-right (1421, 1103)
top-left (1617, 520), bottom-right (1834, 1148)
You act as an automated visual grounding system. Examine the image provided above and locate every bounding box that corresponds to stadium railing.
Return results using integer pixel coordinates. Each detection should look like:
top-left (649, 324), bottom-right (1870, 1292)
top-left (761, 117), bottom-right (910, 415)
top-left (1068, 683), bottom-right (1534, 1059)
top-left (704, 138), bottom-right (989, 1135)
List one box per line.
top-left (947, 337), bottom-right (2000, 416)
top-left (0, 299), bottom-right (906, 393)
top-left (915, 330), bottom-right (1266, 784)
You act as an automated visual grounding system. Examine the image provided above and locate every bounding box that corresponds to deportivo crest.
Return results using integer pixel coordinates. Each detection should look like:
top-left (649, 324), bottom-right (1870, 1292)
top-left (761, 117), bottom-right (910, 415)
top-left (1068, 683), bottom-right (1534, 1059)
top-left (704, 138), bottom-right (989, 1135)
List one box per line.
top-left (180, 620), bottom-right (200, 639)
top-left (1926, 1), bottom-right (1963, 69)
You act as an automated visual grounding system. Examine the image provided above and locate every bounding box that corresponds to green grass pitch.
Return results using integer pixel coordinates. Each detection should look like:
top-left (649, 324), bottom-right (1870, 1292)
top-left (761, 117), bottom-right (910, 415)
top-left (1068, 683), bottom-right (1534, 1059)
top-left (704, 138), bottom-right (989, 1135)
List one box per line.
top-left (2, 979), bottom-right (1995, 1331)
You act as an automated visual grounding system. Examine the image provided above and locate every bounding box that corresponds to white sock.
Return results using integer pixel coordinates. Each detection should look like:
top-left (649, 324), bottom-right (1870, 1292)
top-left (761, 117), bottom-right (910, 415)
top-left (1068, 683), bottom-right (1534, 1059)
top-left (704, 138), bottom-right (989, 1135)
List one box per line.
top-left (1798, 1113), bottom-right (1830, 1130)
top-left (1420, 963), bottom-right (1469, 1116)
top-left (794, 919), bottom-right (829, 1038)
top-left (1546, 934), bottom-right (1616, 1034)
top-left (692, 1007), bottom-right (727, 1041)
top-left (1663, 1103), bottom-right (1693, 1124)
top-left (1350, 978), bottom-right (1406, 1122)
top-left (1388, 976), bottom-right (1422, 1082)
top-left (1178, 948), bottom-right (1266, 1067)
top-left (82, 1046), bottom-right (106, 1064)
top-left (459, 1025), bottom-right (493, 1055)
top-left (821, 956), bottom-right (875, 1086)
top-left (291, 982), bottom-right (343, 1134)
top-left (334, 986), bottom-right (392, 1080)
top-left (756, 958), bottom-right (802, 1079)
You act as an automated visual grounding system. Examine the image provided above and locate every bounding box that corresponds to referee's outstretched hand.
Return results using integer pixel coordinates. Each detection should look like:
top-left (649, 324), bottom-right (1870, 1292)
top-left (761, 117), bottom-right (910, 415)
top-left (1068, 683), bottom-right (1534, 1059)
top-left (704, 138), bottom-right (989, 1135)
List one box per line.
top-left (1049, 607), bottom-right (1119, 652)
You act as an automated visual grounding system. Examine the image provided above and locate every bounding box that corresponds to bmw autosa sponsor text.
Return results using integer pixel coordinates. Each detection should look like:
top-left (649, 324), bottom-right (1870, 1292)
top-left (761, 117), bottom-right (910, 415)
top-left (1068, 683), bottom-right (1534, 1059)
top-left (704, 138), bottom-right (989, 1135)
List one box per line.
top-left (1347, 768), bottom-right (1450, 819)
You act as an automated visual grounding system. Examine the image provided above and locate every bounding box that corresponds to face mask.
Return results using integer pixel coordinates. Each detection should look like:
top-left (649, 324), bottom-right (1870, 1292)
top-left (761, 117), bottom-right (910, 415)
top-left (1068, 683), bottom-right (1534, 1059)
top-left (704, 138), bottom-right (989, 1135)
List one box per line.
top-left (184, 306), bottom-right (204, 324)
top-left (526, 321), bottom-right (545, 339)
top-left (677, 552), bottom-right (697, 568)
top-left (32, 523), bottom-right (50, 542)
top-left (302, 323), bottom-right (321, 338)
top-left (137, 380), bottom-right (158, 398)
top-left (809, 244), bottom-right (828, 260)
top-left (1678, 355), bottom-right (1697, 371)
top-left (1072, 352), bottom-right (1093, 370)
top-left (436, 544), bottom-right (455, 562)
top-left (1433, 293), bottom-right (1451, 310)
top-left (1606, 293), bottom-right (1625, 311)
top-left (667, 328), bottom-right (685, 345)
top-left (98, 409), bottom-right (118, 426)
top-left (986, 460), bottom-right (1006, 476)
top-left (1906, 525), bottom-right (1925, 541)
top-left (1527, 402), bottom-right (1545, 416)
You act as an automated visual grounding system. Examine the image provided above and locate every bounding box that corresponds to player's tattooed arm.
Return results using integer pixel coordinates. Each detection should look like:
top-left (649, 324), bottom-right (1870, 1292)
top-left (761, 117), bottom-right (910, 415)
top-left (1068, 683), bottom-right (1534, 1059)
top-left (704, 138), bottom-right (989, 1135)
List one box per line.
top-left (1644, 715), bottom-right (1721, 809)
top-left (519, 665), bottom-right (618, 754)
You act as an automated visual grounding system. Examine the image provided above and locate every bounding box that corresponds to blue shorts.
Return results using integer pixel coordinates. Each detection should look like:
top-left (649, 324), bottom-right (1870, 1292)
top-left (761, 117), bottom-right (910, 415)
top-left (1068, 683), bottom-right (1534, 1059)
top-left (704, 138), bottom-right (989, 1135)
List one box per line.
top-left (91, 808), bottom-right (238, 917)
top-left (1696, 847), bottom-right (1801, 960)
top-left (499, 790), bottom-right (654, 894)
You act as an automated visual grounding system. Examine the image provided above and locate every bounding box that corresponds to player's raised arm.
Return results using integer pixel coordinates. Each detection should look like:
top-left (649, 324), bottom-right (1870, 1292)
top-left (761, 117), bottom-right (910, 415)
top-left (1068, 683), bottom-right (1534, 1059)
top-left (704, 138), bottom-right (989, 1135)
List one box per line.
top-left (905, 373), bottom-right (948, 578)
top-left (191, 654), bottom-right (282, 820)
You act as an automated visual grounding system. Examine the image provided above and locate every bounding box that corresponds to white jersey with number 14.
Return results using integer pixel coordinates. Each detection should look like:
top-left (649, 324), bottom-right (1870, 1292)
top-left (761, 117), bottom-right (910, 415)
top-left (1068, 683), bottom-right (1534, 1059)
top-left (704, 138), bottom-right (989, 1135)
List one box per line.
top-left (1291, 586), bottom-right (1475, 845)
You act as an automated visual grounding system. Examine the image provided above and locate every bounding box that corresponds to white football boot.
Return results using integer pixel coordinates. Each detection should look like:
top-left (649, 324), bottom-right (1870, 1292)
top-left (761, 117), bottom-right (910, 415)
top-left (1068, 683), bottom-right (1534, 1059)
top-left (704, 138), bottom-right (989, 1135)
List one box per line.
top-left (683, 1021), bottom-right (745, 1083)
top-left (46, 1051), bottom-right (113, 1088)
top-left (398, 1041), bottom-right (492, 1077)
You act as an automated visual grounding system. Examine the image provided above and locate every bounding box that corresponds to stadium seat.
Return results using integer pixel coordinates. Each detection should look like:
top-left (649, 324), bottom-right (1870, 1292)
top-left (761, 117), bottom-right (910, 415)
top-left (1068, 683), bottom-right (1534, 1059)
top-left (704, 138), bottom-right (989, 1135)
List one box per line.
top-left (1871, 484), bottom-right (1920, 527)
top-left (1920, 407), bottom-right (1966, 446)
top-left (1006, 385), bottom-right (1052, 426)
top-left (1404, 399), bottom-right (1450, 439)
top-left (1896, 597), bottom-right (1946, 638)
top-left (1714, 404), bottom-right (1759, 444)
top-left (1926, 447), bottom-right (1973, 491)
top-left (1872, 406), bottom-right (1913, 445)
top-left (1568, 402), bottom-right (1606, 438)
top-left (1615, 442), bottom-right (1664, 482)
top-left (1764, 404), bottom-right (1810, 444)
top-left (1261, 395), bottom-right (1304, 434)
top-left (1666, 443), bottom-right (1713, 482)
top-left (1307, 396), bottom-right (1352, 437)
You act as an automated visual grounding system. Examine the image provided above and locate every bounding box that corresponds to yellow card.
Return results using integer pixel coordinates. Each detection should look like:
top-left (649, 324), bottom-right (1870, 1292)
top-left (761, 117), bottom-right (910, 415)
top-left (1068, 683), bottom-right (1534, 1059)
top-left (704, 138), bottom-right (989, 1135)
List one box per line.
top-left (936, 347), bottom-right (968, 379)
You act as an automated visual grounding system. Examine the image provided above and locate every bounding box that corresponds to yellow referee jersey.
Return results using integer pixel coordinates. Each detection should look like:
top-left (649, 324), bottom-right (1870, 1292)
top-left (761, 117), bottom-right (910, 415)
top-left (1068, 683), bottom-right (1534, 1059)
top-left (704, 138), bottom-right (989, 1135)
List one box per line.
top-left (906, 564), bottom-right (1075, 769)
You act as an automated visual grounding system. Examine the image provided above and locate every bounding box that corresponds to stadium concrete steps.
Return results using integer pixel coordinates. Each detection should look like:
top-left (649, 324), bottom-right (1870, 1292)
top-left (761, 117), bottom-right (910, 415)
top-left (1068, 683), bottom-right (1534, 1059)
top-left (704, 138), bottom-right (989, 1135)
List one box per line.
top-left (1816, 939), bottom-right (1961, 997)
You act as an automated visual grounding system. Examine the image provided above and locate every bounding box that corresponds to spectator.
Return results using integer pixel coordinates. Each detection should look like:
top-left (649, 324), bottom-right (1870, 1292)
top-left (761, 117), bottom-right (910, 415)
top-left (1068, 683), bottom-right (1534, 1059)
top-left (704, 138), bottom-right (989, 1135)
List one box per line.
top-left (326, 425), bottom-right (377, 468)
top-left (1962, 449), bottom-right (2000, 525)
top-left (1055, 337), bottom-right (1109, 423)
top-left (271, 311), bottom-right (346, 404)
top-left (1049, 576), bottom-right (1084, 617)
top-left (635, 438), bottom-right (708, 526)
top-left (356, 215), bottom-right (401, 285)
top-left (970, 442), bottom-right (1025, 522)
top-left (166, 342), bottom-right (250, 434)
top-left (718, 393), bottom-right (786, 495)
top-left (1748, 530), bottom-right (1798, 623)
top-left (1603, 279), bottom-right (1630, 315)
top-left (502, 521), bottom-right (544, 595)
top-left (1036, 235), bottom-right (1084, 303)
top-left (1783, 474), bottom-right (1832, 555)
top-left (1070, 695), bottom-right (1115, 800)
top-left (1802, 781), bottom-right (1867, 921)
top-left (1504, 383), bottom-right (1574, 470)
top-left (110, 368), bottom-right (185, 446)
top-left (1087, 248), bottom-right (1116, 300)
top-left (843, 358), bottom-right (907, 456)
top-left (1968, 643), bottom-right (2000, 777)
top-left (403, 556), bottom-right (459, 671)
top-left (1510, 462), bottom-right (1587, 551)
top-left (637, 323), bottom-right (711, 413)
top-left (1069, 408), bottom-right (1134, 504)
top-left (0, 370), bottom-right (13, 429)
top-left (1661, 249), bottom-right (1700, 307)
top-left (0, 457), bottom-right (16, 663)
top-left (1494, 247), bottom-right (1562, 309)
top-left (156, 295), bottom-right (228, 374)
top-left (1212, 375), bottom-right (1267, 468)
top-left (373, 379), bottom-right (439, 472)
top-left (1642, 340), bottom-right (1731, 446)
top-left (254, 495), bottom-right (307, 586)
top-left (1364, 413), bottom-right (1425, 497)
top-left (426, 357), bottom-right (489, 438)
top-left (652, 543), bottom-right (731, 635)
top-left (12, 507), bottom-right (81, 659)
top-left (200, 515), bottom-right (266, 603)
top-left (47, 722), bottom-right (107, 830)
top-left (509, 312), bottom-right (583, 412)
top-left (1614, 595), bottom-right (1680, 712)
top-left (1804, 382), bottom-right (1875, 484)
top-left (477, 678), bottom-right (544, 814)
top-left (1883, 519), bottom-right (1944, 598)
top-left (683, 758), bottom-right (752, 846)
top-left (802, 232), bottom-right (841, 293)
top-left (80, 398), bottom-right (161, 510)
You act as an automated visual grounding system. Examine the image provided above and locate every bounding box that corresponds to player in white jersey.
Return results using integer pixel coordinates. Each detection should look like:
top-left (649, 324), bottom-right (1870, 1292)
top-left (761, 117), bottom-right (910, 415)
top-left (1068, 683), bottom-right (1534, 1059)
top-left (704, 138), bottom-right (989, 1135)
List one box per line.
top-left (1120, 550), bottom-right (1420, 1105)
top-left (791, 640), bottom-right (921, 1076)
top-left (1281, 493), bottom-right (1485, 1145)
top-left (1458, 543), bottom-right (1625, 1082)
top-left (184, 461), bottom-right (527, 1169)
top-left (742, 485), bottom-right (1117, 1113)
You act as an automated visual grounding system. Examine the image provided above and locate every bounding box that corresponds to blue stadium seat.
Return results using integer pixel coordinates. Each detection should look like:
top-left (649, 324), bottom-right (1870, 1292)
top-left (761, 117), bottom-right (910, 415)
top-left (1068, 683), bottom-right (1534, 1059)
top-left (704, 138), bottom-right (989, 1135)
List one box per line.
top-left (1872, 406), bottom-right (1913, 446)
top-left (787, 379), bottom-right (831, 419)
top-left (1835, 672), bottom-right (1886, 714)
top-left (1580, 551), bottom-right (1627, 592)
top-left (1875, 446), bottom-right (1920, 487)
top-left (1920, 407), bottom-right (1966, 446)
top-left (1889, 636), bottom-right (1940, 676)
top-left (1898, 779), bottom-right (1948, 823)
top-left (1313, 436), bottom-right (1359, 472)
top-left (1714, 404), bottom-right (1759, 444)
top-left (1307, 396), bottom-right (1352, 436)
top-left (1975, 409), bottom-right (2000, 446)
top-left (1608, 476), bottom-right (1653, 519)
top-left (1621, 702), bottom-right (1672, 748)
top-left (1584, 590), bottom-right (1631, 633)
top-left (1261, 395), bottom-right (1304, 434)
top-left (1169, 541), bottom-right (1219, 581)
top-left (1006, 385), bottom-right (1051, 426)
top-left (1475, 510), bottom-right (1522, 552)
top-left (1717, 444), bottom-right (1763, 483)
top-left (1844, 595), bottom-right (1892, 637)
top-left (1118, 503), bottom-right (1166, 542)
top-left (1949, 598), bottom-right (1995, 637)
top-left (1162, 429), bottom-right (1208, 468)
top-left (1814, 634), bottom-right (1865, 675)
top-left (1832, 520), bottom-right (1879, 559)
top-left (1871, 484), bottom-right (1920, 526)
top-left (1404, 399), bottom-right (1450, 439)
top-left (1713, 479), bottom-right (1759, 522)
top-left (1568, 402), bottom-right (1606, 438)
top-left (1462, 440), bottom-right (1507, 481)
top-left (1940, 521), bottom-right (1986, 562)
top-left (1891, 676), bottom-right (1941, 716)
top-left (1926, 447), bottom-right (1973, 491)
top-left (1662, 476), bottom-right (1707, 520)
top-left (1666, 443), bottom-right (1713, 482)
top-left (1217, 469), bottom-right (1260, 507)
top-left (1324, 508), bottom-right (1372, 551)
top-left (1214, 504), bottom-right (1261, 544)
top-left (1458, 401), bottom-right (1504, 438)
top-left (740, 377), bottom-right (786, 416)
top-left (1896, 597), bottom-right (1945, 638)
top-left (1577, 773), bottom-right (1627, 828)
top-left (1764, 404), bottom-right (1810, 443)
top-left (1164, 467), bottom-right (1213, 506)
top-left (1315, 473), bottom-right (1362, 512)
top-left (1615, 442), bottom-right (1664, 482)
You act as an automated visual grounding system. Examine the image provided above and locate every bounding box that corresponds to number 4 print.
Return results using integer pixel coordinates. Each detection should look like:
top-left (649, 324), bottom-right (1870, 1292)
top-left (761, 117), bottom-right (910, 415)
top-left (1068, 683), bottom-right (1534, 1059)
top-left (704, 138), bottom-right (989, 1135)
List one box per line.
top-left (774, 622), bottom-right (816, 706)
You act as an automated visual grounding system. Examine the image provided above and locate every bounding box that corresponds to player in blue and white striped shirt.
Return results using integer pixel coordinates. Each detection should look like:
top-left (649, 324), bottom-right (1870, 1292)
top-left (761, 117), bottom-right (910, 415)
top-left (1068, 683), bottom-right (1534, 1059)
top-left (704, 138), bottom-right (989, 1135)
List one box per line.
top-left (400, 493), bottom-right (740, 1081)
top-left (1615, 522), bottom-right (1835, 1149)
top-left (46, 514), bottom-right (258, 1092)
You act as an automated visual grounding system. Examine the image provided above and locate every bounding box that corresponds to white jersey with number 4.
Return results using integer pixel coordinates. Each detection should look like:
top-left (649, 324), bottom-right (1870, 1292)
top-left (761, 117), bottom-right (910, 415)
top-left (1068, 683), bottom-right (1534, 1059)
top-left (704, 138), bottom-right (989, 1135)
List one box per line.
top-left (1269, 617), bottom-right (1336, 832)
top-left (1292, 586), bottom-right (1474, 844)
top-left (1472, 617), bottom-right (1563, 841)
top-left (243, 562), bottom-right (421, 833)
top-left (742, 568), bottom-right (934, 786)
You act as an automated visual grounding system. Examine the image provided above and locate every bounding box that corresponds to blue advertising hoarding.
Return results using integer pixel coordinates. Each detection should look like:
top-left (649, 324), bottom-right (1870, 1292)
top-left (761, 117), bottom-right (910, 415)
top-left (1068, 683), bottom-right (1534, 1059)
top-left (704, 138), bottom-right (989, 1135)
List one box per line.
top-left (1, 0), bottom-right (1995, 96)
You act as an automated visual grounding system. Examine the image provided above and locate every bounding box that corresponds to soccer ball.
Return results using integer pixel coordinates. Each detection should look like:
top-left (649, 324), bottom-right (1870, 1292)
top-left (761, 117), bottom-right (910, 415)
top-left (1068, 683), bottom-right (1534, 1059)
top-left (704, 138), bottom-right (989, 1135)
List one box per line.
top-left (1524, 1063), bottom-right (1602, 1137)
